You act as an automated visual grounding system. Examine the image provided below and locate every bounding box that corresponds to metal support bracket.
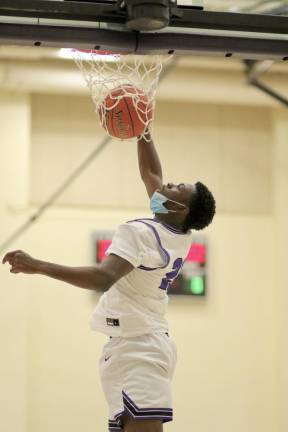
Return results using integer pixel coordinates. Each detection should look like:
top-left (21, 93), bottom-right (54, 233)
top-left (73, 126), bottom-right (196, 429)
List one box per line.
top-left (245, 60), bottom-right (288, 108)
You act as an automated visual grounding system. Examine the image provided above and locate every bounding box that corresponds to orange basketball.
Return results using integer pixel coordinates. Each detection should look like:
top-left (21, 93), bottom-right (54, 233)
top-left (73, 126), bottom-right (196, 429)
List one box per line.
top-left (98, 85), bottom-right (152, 139)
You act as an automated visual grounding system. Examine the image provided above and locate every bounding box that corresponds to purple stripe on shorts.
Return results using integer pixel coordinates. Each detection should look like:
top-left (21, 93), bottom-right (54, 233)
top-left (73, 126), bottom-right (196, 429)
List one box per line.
top-left (107, 391), bottom-right (173, 431)
top-left (123, 391), bottom-right (172, 413)
top-left (109, 420), bottom-right (121, 425)
top-left (114, 411), bottom-right (125, 420)
top-left (108, 413), bottom-right (124, 432)
top-left (108, 420), bottom-right (122, 431)
top-left (122, 391), bottom-right (173, 423)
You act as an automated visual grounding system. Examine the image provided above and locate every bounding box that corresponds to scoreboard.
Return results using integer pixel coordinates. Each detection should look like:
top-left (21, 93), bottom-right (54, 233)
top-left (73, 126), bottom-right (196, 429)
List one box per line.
top-left (94, 233), bottom-right (207, 296)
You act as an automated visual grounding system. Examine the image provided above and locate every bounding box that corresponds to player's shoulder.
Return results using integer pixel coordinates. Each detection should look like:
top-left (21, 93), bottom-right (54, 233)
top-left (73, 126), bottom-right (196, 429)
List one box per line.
top-left (115, 218), bottom-right (163, 241)
top-left (115, 219), bottom-right (150, 237)
top-left (122, 218), bottom-right (155, 234)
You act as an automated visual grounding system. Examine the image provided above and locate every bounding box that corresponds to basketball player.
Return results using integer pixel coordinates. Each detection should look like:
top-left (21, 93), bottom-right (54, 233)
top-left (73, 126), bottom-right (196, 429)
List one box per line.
top-left (2, 132), bottom-right (215, 432)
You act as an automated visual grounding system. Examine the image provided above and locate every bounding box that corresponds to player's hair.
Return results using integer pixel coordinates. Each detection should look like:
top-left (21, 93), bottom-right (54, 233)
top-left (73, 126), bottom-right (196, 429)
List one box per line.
top-left (183, 182), bottom-right (216, 231)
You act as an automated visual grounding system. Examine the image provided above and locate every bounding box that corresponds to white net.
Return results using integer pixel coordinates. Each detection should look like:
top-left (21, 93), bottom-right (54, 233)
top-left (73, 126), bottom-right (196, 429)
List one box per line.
top-left (72, 50), bottom-right (168, 140)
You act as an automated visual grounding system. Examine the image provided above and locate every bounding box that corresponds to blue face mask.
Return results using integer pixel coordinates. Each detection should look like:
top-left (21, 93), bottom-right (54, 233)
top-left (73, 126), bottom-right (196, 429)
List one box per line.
top-left (150, 191), bottom-right (186, 214)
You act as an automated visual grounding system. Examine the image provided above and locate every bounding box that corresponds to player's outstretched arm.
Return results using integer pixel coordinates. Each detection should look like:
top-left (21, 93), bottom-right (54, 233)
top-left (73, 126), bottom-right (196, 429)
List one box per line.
top-left (2, 250), bottom-right (133, 292)
top-left (137, 131), bottom-right (163, 198)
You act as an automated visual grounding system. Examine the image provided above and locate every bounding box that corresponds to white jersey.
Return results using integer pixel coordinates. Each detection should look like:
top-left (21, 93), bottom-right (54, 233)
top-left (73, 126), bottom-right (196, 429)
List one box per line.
top-left (90, 218), bottom-right (192, 337)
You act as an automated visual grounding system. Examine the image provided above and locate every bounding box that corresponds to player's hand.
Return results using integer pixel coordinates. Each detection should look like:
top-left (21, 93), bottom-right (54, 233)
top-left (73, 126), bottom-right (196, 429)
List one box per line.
top-left (2, 250), bottom-right (39, 274)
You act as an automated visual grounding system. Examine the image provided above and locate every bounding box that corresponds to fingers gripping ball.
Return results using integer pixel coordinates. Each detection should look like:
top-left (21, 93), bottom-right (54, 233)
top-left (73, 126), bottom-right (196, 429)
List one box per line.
top-left (98, 85), bottom-right (153, 139)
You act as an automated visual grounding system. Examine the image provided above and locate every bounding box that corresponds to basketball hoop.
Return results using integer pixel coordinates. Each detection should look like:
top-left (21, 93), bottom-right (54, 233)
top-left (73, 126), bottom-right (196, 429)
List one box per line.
top-left (72, 49), bottom-right (171, 141)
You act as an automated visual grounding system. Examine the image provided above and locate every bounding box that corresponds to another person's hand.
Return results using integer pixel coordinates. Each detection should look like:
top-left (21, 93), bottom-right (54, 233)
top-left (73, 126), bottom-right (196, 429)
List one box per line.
top-left (2, 250), bottom-right (39, 274)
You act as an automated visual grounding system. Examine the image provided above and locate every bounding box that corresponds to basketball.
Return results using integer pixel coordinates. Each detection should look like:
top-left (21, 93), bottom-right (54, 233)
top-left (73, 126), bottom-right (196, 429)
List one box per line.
top-left (98, 85), bottom-right (152, 139)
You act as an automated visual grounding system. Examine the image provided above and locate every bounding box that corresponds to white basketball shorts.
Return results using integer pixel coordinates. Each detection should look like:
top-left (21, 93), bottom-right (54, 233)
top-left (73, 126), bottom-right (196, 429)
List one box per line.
top-left (98, 332), bottom-right (177, 431)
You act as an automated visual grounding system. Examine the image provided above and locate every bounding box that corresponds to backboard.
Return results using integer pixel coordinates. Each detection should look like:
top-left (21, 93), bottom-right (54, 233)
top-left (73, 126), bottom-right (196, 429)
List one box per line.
top-left (0, 1), bottom-right (287, 60)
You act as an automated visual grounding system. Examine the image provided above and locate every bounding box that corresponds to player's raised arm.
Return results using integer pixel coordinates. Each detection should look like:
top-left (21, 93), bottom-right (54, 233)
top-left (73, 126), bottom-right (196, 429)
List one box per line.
top-left (2, 250), bottom-right (133, 292)
top-left (137, 132), bottom-right (163, 198)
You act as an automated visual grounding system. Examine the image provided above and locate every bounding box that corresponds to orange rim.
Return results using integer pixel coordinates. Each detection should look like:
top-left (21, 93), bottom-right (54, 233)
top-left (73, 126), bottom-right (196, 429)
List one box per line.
top-left (73, 49), bottom-right (123, 56)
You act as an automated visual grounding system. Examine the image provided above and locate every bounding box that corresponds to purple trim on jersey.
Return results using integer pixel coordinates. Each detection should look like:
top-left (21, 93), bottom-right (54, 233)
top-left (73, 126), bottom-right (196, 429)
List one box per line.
top-left (160, 220), bottom-right (187, 235)
top-left (122, 391), bottom-right (173, 423)
top-left (138, 265), bottom-right (159, 271)
top-left (128, 217), bottom-right (187, 235)
top-left (127, 219), bottom-right (170, 271)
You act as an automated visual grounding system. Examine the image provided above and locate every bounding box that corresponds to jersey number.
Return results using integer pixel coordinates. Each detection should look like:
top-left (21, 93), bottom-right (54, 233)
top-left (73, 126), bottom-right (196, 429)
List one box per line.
top-left (159, 258), bottom-right (183, 291)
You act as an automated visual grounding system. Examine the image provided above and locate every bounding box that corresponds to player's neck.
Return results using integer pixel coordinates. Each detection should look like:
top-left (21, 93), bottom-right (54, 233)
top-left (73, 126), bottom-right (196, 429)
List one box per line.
top-left (154, 215), bottom-right (184, 232)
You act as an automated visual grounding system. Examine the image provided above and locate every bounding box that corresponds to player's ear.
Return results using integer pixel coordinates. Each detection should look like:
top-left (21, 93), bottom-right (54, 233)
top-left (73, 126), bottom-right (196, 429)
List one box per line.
top-left (178, 204), bottom-right (189, 215)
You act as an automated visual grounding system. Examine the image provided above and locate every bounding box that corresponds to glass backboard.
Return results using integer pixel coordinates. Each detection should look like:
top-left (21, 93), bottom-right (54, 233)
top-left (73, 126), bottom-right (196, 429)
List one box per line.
top-left (205, 0), bottom-right (288, 15)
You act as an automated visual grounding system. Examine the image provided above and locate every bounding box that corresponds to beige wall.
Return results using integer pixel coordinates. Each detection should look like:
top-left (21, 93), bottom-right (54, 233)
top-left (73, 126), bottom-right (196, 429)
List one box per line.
top-left (273, 108), bottom-right (288, 432)
top-left (0, 58), bottom-right (285, 432)
top-left (0, 92), bottom-right (31, 432)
